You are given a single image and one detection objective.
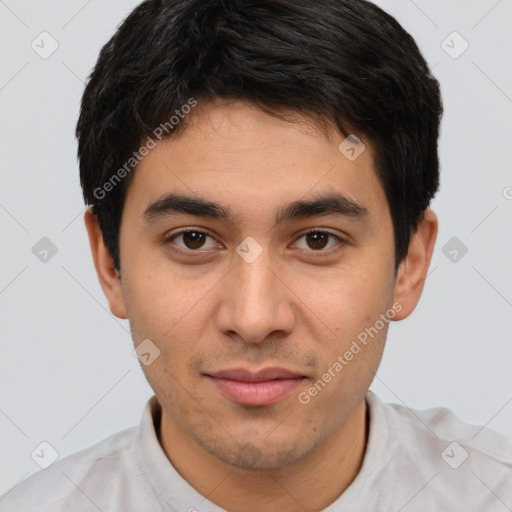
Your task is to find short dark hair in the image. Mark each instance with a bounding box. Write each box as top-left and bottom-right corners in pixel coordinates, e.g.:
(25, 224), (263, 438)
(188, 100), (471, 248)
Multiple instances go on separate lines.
(76, 0), (443, 271)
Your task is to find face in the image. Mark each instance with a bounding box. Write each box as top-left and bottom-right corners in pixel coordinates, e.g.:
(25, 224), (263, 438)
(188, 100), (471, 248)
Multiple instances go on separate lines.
(90, 98), (434, 471)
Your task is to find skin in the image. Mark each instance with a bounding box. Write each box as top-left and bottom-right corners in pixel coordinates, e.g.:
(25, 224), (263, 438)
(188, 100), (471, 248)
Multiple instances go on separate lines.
(85, 98), (437, 511)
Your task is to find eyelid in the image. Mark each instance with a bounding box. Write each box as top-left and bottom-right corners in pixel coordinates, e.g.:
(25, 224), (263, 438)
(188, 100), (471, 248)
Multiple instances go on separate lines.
(164, 226), (217, 240)
(298, 227), (343, 238)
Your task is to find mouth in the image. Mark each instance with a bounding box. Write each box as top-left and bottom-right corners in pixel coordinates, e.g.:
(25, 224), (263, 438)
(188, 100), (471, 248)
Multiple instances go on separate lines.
(204, 367), (307, 407)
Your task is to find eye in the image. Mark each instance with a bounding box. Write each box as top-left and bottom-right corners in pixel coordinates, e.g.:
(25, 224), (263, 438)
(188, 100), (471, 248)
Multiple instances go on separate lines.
(293, 229), (345, 253)
(164, 228), (346, 258)
(165, 230), (220, 252)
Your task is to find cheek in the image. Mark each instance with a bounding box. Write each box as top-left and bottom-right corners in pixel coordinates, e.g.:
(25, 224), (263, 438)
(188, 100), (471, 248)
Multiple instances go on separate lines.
(290, 261), (395, 382)
(295, 261), (394, 332)
(121, 250), (213, 335)
(121, 262), (219, 385)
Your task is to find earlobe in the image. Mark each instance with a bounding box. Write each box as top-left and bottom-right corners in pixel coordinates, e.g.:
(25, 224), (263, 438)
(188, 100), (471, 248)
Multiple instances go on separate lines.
(84, 208), (128, 319)
(392, 209), (438, 321)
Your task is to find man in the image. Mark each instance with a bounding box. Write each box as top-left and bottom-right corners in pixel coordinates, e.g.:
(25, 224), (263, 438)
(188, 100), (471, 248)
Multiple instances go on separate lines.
(1, 0), (510, 510)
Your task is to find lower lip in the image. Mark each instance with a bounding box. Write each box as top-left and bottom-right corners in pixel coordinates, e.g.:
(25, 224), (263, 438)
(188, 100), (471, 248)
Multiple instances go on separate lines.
(207, 376), (305, 406)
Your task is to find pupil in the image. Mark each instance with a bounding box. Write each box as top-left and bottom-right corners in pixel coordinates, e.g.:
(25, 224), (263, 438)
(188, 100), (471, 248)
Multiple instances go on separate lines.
(184, 231), (205, 249)
(307, 232), (328, 250)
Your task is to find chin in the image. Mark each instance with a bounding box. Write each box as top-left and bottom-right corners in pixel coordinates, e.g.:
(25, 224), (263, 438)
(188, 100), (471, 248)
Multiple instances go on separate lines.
(201, 435), (317, 471)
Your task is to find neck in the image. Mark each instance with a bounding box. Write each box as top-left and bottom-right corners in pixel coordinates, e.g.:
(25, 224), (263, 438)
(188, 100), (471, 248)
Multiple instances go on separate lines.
(158, 399), (368, 512)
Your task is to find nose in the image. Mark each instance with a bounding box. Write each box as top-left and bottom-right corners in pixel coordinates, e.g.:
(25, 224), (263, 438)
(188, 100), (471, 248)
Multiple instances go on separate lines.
(214, 243), (296, 345)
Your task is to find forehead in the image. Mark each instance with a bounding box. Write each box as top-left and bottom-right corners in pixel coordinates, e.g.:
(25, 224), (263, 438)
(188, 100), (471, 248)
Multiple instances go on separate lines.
(124, 99), (388, 224)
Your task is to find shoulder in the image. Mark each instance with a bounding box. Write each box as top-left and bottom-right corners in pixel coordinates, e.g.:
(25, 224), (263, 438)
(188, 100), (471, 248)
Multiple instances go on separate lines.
(0, 426), (142, 512)
(381, 394), (512, 465)
(367, 391), (512, 510)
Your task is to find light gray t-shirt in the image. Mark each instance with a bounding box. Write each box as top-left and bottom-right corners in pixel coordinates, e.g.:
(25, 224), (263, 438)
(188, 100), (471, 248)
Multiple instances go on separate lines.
(1, 391), (511, 511)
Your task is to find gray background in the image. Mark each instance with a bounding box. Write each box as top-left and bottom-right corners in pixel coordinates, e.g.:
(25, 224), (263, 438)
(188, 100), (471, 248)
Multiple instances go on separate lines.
(1, 0), (511, 495)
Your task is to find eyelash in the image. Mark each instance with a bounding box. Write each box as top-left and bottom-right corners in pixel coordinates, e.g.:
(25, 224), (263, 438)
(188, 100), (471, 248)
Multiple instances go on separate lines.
(163, 228), (346, 258)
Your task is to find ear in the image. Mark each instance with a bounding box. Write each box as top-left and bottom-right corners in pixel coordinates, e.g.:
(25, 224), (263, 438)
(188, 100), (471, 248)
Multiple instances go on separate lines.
(84, 208), (128, 319)
(392, 209), (438, 321)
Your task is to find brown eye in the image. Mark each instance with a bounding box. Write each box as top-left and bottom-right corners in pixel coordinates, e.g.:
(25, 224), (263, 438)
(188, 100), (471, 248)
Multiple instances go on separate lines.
(305, 232), (329, 250)
(181, 231), (206, 249)
(167, 230), (218, 252)
(294, 230), (342, 252)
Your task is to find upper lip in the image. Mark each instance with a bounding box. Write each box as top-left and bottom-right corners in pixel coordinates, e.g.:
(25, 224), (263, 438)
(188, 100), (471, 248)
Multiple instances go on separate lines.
(207, 367), (305, 382)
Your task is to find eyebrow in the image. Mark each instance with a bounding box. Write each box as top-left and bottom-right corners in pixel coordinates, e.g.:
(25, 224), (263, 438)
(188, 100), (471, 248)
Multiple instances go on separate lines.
(143, 192), (369, 225)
